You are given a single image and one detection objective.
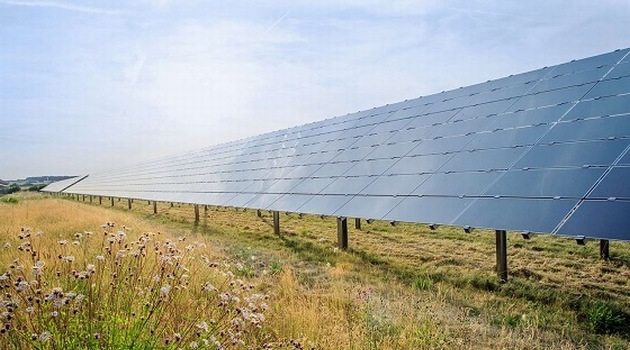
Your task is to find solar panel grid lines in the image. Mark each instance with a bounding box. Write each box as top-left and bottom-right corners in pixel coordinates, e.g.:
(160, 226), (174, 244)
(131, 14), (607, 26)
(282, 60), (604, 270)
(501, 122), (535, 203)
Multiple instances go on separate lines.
(51, 48), (630, 240)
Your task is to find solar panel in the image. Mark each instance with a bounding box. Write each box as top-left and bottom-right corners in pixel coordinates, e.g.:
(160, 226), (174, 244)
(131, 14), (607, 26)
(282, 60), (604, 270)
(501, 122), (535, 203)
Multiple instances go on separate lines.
(51, 48), (630, 241)
(40, 176), (86, 192)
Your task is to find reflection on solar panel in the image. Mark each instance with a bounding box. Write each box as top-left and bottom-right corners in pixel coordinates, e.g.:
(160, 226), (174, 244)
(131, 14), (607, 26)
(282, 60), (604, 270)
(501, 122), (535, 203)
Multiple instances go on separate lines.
(44, 48), (630, 241)
(40, 176), (86, 193)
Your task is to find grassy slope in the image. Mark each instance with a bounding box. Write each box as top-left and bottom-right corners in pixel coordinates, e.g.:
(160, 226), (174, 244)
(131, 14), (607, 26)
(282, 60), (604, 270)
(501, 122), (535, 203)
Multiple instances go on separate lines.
(2, 193), (629, 349)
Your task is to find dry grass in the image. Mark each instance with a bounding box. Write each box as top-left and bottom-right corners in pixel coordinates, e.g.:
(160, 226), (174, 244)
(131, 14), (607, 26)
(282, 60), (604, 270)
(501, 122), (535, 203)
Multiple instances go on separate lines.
(1, 193), (629, 349)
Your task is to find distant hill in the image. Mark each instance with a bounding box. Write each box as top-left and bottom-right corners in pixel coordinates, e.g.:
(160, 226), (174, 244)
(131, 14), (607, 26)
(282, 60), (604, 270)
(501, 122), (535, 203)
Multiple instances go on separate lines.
(10, 176), (76, 186)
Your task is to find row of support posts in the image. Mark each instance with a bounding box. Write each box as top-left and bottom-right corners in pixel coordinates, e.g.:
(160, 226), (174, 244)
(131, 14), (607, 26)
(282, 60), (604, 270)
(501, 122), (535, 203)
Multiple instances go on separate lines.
(62, 192), (617, 282)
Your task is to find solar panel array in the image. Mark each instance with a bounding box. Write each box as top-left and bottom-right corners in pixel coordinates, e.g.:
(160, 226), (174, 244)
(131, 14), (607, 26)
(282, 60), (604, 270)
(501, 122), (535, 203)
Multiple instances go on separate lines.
(44, 48), (630, 241)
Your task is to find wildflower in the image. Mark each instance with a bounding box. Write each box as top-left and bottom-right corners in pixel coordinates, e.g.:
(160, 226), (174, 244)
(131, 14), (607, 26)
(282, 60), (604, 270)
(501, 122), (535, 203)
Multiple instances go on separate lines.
(0, 274), (7, 281)
(74, 232), (83, 240)
(35, 231), (43, 237)
(39, 331), (50, 341)
(86, 264), (95, 272)
(190, 341), (199, 349)
(72, 241), (81, 246)
(202, 283), (215, 292)
(196, 321), (209, 333)
(152, 275), (161, 283)
(50, 311), (58, 317)
(62, 256), (75, 263)
(25, 306), (34, 313)
(2, 243), (9, 249)
(58, 240), (67, 246)
(117, 231), (127, 239)
(160, 285), (171, 296)
(35, 261), (45, 268)
(75, 294), (85, 302)
(96, 255), (105, 261)
(17, 281), (29, 292)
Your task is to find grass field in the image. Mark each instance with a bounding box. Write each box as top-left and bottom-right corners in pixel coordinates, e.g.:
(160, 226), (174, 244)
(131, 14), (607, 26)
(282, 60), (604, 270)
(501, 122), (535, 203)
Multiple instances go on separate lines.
(1, 192), (629, 349)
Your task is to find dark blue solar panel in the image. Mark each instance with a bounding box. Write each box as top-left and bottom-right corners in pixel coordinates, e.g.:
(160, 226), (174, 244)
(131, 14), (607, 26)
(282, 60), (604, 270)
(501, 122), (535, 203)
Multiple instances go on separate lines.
(385, 196), (474, 225)
(540, 116), (630, 143)
(441, 147), (526, 172)
(453, 198), (579, 233)
(588, 167), (630, 199)
(557, 200), (630, 240)
(583, 75), (630, 99)
(514, 139), (629, 169)
(483, 168), (605, 198)
(562, 94), (630, 120)
(336, 195), (404, 221)
(414, 172), (501, 197)
(490, 104), (571, 129)
(607, 62), (630, 79)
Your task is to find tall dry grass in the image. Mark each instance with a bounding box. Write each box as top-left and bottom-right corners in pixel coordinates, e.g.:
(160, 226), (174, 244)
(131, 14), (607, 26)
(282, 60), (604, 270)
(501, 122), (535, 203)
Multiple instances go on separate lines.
(0, 197), (275, 349)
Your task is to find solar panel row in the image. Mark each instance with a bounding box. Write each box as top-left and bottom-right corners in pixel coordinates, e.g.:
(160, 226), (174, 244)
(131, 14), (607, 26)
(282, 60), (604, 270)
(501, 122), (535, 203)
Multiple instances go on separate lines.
(44, 48), (630, 241)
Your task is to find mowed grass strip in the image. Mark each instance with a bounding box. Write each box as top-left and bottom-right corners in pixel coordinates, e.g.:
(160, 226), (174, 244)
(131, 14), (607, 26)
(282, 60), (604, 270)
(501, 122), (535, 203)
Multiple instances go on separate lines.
(1, 193), (629, 349)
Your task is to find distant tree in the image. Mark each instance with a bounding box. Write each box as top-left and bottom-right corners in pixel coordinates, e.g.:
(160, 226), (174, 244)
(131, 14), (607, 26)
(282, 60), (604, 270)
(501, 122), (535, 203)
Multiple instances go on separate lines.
(28, 184), (47, 192)
(7, 184), (21, 194)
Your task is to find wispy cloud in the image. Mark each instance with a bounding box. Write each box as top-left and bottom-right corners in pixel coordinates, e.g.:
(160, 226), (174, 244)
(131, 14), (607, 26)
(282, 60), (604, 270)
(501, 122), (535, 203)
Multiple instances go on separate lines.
(266, 10), (292, 33)
(1, 0), (121, 15)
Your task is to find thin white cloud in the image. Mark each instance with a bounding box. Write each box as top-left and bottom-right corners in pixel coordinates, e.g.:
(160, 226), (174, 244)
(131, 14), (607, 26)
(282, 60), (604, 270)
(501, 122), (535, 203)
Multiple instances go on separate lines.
(1, 0), (121, 15)
(266, 10), (292, 33)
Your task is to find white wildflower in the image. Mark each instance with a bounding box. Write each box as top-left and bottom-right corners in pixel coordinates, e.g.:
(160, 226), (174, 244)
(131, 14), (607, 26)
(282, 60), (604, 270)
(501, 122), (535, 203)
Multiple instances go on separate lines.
(16, 281), (29, 292)
(160, 285), (171, 296)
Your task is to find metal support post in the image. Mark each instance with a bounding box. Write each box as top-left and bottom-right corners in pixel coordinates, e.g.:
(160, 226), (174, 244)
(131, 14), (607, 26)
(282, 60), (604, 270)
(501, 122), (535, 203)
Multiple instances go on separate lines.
(273, 211), (280, 235)
(337, 217), (348, 250)
(128, 198), (132, 210)
(257, 209), (262, 218)
(354, 218), (361, 230)
(600, 239), (610, 260)
(194, 205), (200, 223)
(153, 201), (157, 214)
(111, 197), (114, 207)
(495, 230), (508, 282)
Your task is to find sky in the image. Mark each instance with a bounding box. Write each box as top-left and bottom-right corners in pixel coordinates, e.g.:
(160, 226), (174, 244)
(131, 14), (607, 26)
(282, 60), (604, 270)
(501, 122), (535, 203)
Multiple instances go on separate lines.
(1, 1), (629, 180)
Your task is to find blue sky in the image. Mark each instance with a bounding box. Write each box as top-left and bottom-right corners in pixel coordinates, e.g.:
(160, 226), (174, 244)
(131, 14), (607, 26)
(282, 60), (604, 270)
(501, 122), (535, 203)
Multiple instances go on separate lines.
(1, 0), (629, 179)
